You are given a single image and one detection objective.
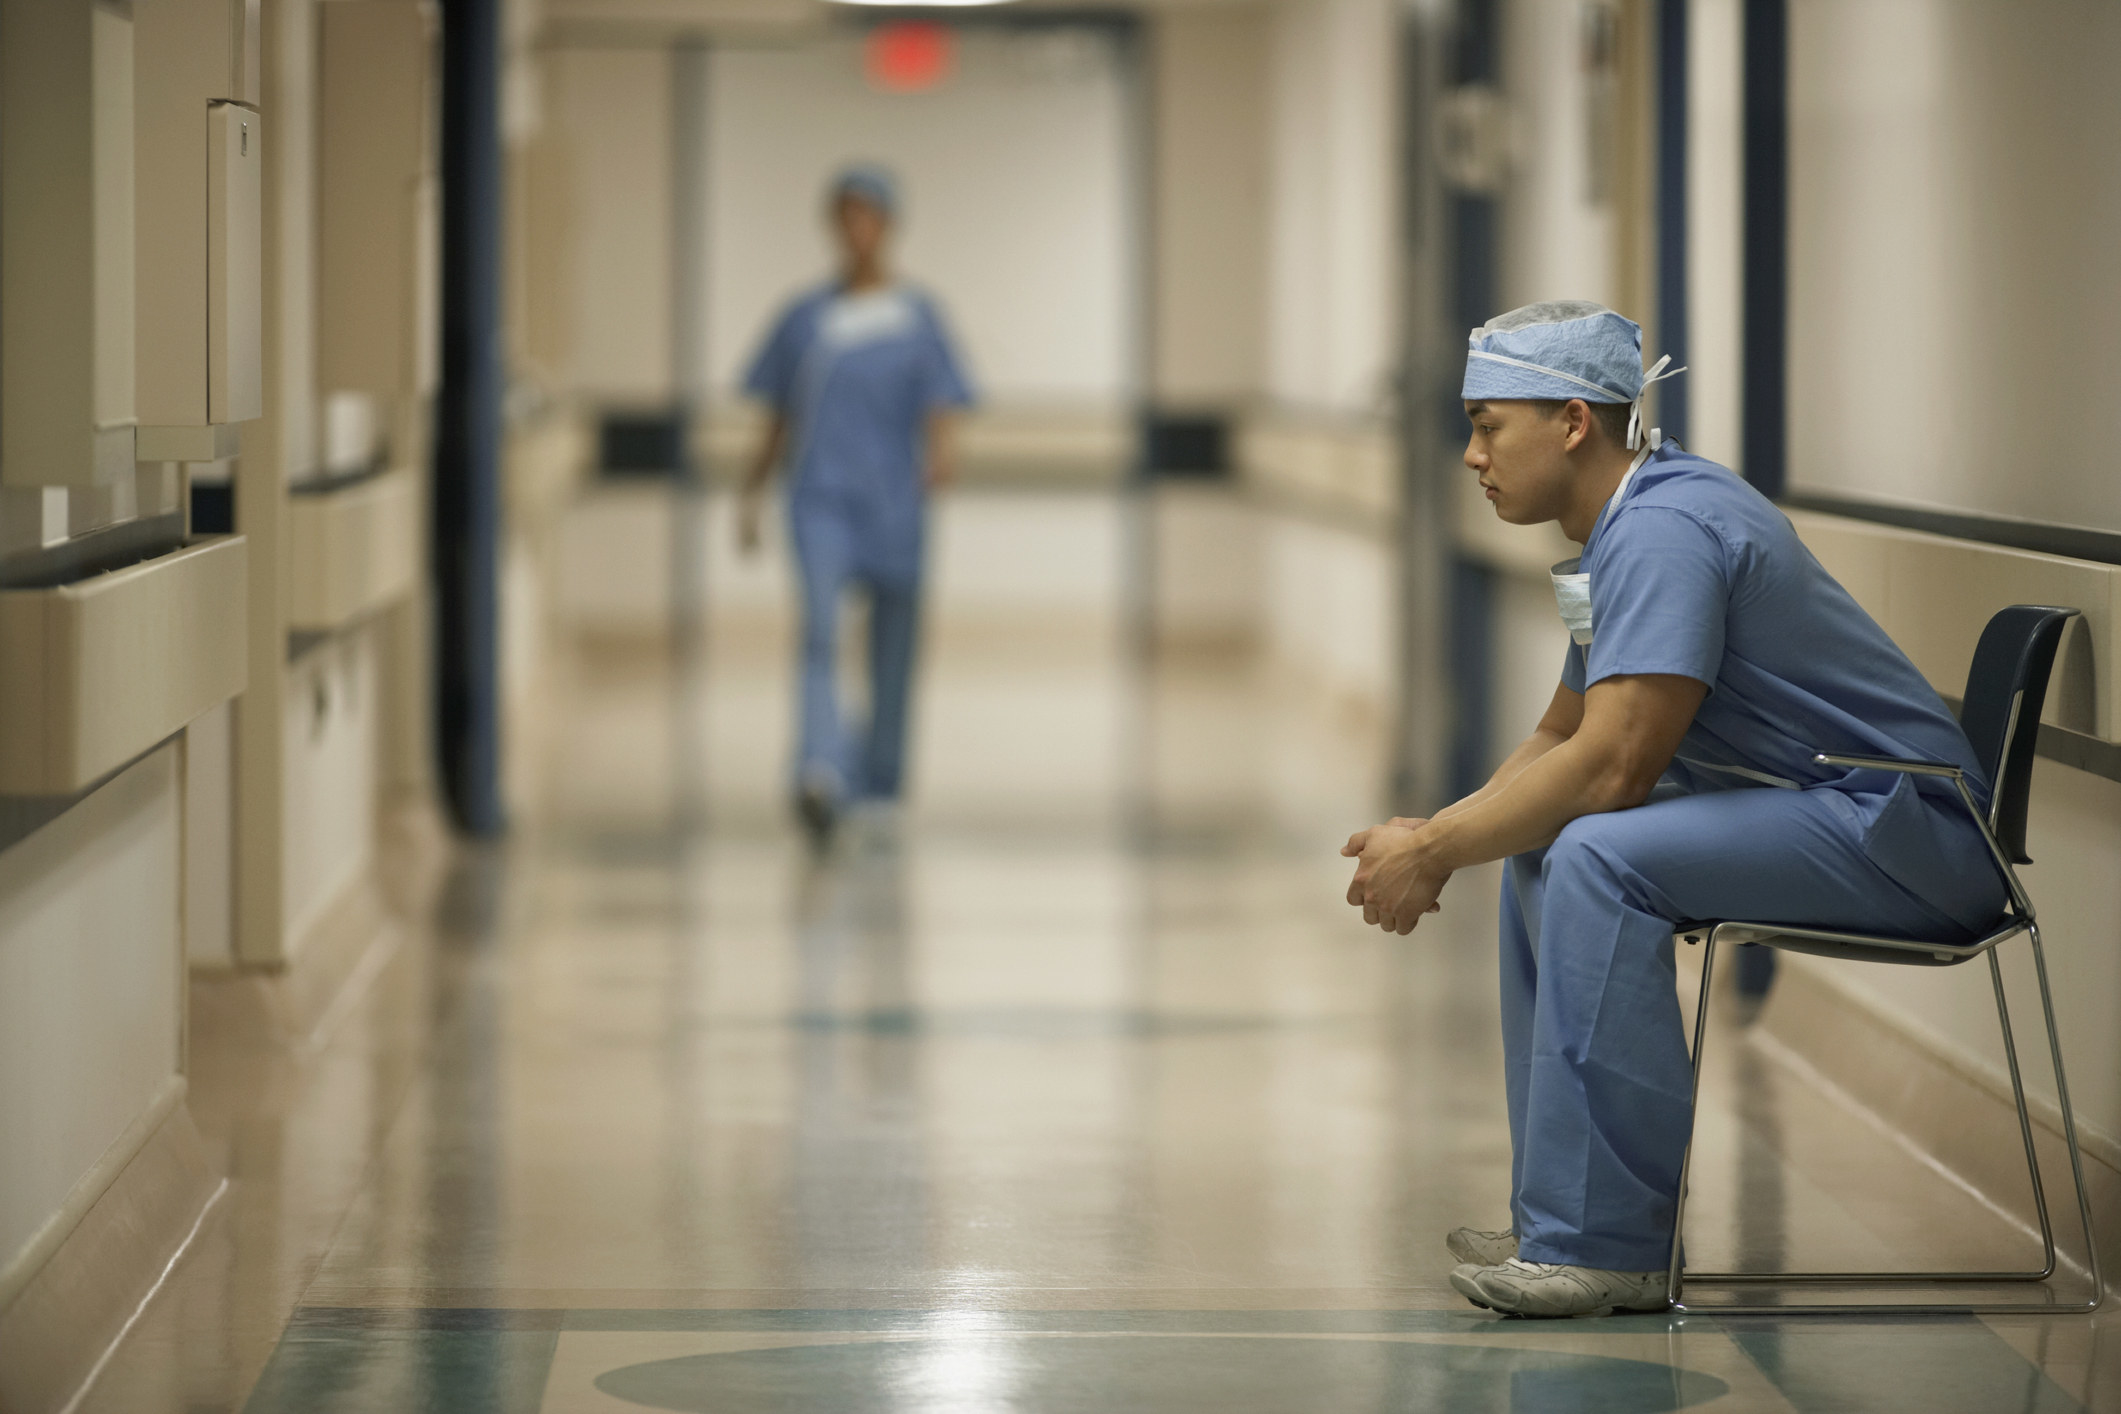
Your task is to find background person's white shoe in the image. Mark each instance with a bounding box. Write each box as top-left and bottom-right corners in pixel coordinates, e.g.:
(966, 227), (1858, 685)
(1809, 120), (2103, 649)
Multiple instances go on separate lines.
(1449, 1258), (1668, 1318)
(1445, 1226), (1517, 1266)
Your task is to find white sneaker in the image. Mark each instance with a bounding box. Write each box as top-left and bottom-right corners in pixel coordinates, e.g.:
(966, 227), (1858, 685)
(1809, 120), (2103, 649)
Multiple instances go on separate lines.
(1449, 1257), (1668, 1318)
(1444, 1226), (1518, 1266)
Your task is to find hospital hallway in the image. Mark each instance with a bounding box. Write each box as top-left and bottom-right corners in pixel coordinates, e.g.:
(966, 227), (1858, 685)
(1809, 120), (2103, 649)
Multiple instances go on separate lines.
(58, 486), (2111, 1413)
(13, 0), (2121, 1406)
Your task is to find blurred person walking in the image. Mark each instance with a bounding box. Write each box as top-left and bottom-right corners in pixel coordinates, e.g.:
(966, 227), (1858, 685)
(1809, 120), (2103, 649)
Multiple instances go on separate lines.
(739, 165), (974, 843)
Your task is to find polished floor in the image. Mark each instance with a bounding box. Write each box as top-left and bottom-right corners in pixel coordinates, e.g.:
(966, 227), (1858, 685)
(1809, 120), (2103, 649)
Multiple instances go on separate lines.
(77, 490), (2120, 1410)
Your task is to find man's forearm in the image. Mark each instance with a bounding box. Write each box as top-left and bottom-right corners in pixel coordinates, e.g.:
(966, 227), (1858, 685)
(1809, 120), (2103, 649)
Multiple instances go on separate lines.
(1416, 733), (1643, 873)
(926, 411), (959, 485)
(746, 417), (788, 492)
(1432, 727), (1570, 823)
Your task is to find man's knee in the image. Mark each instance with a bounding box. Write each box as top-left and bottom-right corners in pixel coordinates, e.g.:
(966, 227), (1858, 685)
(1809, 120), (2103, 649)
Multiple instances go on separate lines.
(1541, 813), (1647, 902)
(1547, 811), (1620, 861)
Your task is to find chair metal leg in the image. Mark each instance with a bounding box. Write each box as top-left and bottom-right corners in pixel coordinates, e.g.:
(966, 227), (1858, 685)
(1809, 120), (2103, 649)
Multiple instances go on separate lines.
(1665, 934), (1720, 1307)
(1991, 944), (2059, 1279)
(2027, 920), (2104, 1310)
(1667, 926), (2102, 1315)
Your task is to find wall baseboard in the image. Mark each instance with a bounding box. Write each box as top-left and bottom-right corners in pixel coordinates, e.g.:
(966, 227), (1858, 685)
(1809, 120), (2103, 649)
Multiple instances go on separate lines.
(0, 1096), (220, 1414)
(193, 797), (451, 1053)
(1744, 951), (2120, 1282)
(191, 875), (397, 1053)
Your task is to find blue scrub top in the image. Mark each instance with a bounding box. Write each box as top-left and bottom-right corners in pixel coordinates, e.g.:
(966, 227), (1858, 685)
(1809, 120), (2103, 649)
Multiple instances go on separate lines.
(1560, 442), (1991, 892)
(743, 282), (974, 517)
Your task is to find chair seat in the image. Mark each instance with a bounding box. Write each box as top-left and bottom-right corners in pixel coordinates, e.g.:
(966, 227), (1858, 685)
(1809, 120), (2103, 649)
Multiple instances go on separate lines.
(1673, 916), (2029, 968)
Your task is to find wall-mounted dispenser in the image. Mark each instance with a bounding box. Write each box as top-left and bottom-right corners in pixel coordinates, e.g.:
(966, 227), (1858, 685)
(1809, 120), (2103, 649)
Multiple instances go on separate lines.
(134, 0), (263, 463)
(209, 101), (265, 429)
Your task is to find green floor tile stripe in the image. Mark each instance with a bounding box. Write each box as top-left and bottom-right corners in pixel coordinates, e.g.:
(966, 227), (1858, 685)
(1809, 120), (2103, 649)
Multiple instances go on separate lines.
(289, 1307), (568, 1331)
(1727, 1320), (2086, 1414)
(242, 1329), (559, 1414)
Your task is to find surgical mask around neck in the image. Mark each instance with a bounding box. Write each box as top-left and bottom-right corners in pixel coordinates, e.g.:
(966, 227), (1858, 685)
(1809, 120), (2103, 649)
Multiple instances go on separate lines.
(1551, 558), (1594, 645)
(1546, 440), (1658, 648)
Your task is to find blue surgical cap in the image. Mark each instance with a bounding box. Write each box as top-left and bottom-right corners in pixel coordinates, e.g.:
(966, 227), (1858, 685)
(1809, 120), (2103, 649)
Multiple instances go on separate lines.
(1462, 300), (1684, 449)
(830, 163), (899, 219)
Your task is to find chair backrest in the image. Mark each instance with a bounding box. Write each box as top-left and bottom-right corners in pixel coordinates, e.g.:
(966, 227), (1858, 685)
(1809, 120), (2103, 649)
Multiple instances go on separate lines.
(1958, 605), (2079, 865)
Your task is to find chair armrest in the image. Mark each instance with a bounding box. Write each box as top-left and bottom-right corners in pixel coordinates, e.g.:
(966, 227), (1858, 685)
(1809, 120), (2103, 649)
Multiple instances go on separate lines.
(1811, 752), (1964, 779)
(1817, 750), (2035, 919)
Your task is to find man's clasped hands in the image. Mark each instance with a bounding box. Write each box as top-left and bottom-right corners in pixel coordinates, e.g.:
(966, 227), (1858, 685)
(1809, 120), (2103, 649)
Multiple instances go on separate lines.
(1341, 817), (1454, 936)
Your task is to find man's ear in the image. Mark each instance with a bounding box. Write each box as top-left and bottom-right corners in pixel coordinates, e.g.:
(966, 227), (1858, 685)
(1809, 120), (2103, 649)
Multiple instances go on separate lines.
(1561, 399), (1592, 453)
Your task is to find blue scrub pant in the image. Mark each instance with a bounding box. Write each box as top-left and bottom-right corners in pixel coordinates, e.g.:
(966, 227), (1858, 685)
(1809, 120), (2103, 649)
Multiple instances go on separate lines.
(1500, 784), (2004, 1271)
(791, 502), (922, 803)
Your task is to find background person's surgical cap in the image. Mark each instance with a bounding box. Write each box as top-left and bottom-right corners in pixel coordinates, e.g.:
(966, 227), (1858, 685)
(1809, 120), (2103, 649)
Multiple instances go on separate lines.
(1461, 300), (1644, 404)
(830, 163), (899, 219)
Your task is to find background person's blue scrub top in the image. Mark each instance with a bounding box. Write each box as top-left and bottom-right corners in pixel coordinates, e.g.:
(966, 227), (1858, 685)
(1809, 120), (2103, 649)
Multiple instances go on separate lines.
(1560, 441), (1998, 926)
(744, 283), (974, 573)
(743, 283), (973, 803)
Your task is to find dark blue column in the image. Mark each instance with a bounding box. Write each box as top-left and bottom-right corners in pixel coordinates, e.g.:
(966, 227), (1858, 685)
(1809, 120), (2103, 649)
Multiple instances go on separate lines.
(435, 0), (506, 835)
(1739, 0), (1786, 1002)
(1741, 0), (1787, 497)
(1444, 0), (1501, 804)
(1656, 0), (1690, 444)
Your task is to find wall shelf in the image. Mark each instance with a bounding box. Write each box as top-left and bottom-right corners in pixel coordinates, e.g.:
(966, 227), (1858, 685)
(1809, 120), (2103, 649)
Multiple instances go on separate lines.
(0, 536), (248, 795)
(285, 466), (419, 633)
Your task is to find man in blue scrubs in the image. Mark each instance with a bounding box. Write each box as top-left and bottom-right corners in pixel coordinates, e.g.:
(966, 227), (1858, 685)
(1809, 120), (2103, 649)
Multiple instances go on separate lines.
(1342, 301), (2003, 1316)
(740, 165), (974, 841)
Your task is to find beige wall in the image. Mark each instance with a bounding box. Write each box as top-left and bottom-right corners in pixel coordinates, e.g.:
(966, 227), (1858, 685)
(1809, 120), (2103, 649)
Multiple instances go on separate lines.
(271, 0), (318, 482)
(1786, 0), (2121, 530)
(1264, 0), (1397, 414)
(1682, 0), (1742, 470)
(1501, 0), (1623, 315)
(704, 30), (1135, 409)
(547, 47), (675, 402)
(316, 0), (434, 471)
(1152, 6), (1269, 407)
(542, 30), (1139, 411)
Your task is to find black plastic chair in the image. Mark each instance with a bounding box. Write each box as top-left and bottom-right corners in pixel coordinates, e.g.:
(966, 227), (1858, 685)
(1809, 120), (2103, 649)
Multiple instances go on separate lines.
(1666, 604), (2101, 1314)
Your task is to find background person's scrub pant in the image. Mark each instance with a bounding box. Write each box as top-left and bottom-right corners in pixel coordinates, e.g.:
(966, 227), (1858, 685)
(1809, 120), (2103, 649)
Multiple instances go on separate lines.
(1499, 782), (2003, 1271)
(792, 497), (920, 802)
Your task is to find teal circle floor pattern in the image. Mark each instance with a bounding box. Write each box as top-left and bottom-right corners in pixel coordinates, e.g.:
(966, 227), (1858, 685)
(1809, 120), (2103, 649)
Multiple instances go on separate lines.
(592, 1335), (1730, 1413)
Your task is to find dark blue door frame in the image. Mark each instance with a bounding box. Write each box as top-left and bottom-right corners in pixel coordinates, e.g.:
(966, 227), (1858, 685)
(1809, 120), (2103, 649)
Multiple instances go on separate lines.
(1440, 0), (1502, 806)
(1656, 0), (1689, 445)
(1741, 0), (1786, 498)
(1738, 0), (1786, 996)
(435, 0), (506, 836)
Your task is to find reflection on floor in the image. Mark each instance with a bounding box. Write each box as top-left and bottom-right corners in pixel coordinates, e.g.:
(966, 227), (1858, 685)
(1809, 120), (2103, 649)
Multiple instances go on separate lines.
(76, 491), (2116, 1411)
